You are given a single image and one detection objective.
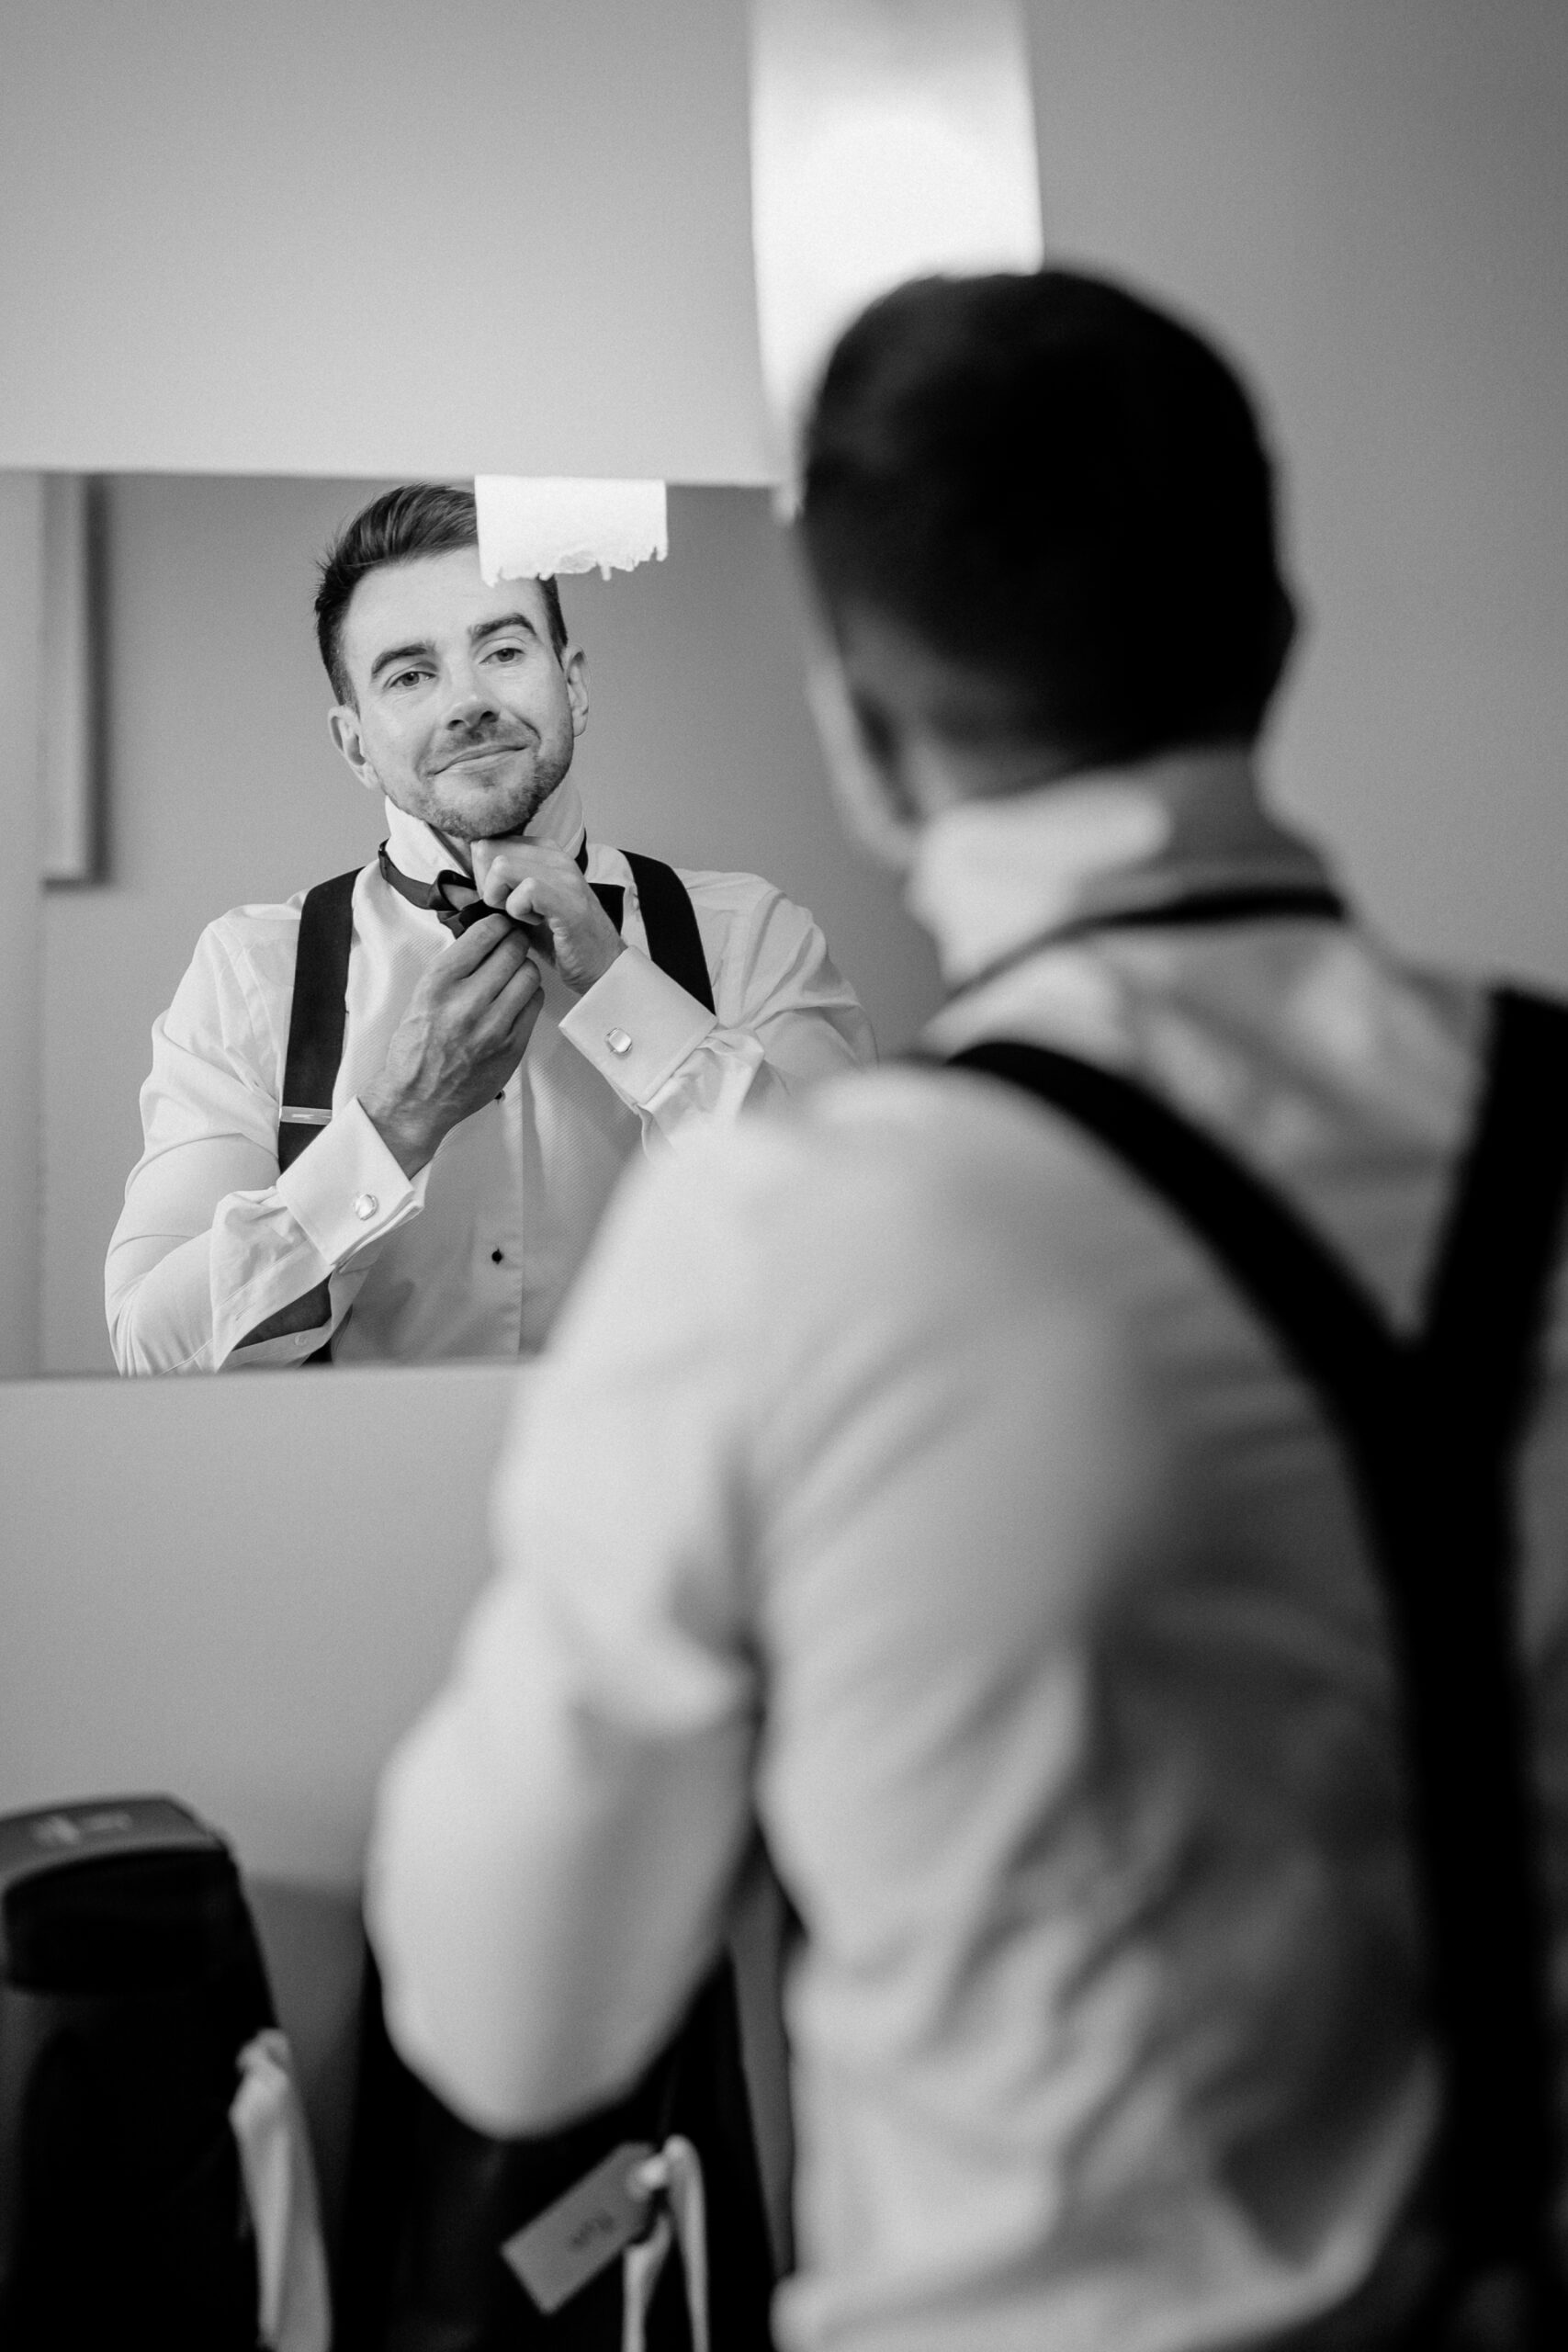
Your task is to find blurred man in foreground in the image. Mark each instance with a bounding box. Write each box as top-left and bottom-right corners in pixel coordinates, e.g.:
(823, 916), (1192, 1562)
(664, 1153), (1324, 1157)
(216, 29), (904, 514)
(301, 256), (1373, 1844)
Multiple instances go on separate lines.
(369, 275), (1568, 2347)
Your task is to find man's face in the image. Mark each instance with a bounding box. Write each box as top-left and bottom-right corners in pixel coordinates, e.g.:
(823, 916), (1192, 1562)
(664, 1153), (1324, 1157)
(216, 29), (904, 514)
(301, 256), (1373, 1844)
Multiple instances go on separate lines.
(330, 549), (588, 843)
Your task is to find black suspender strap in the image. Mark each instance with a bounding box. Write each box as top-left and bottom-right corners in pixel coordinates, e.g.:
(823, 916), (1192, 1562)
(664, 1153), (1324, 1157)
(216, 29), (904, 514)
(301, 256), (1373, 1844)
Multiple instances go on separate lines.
(276, 867), (360, 1171)
(945, 988), (1568, 2342)
(620, 850), (716, 1012)
(954, 886), (1349, 996)
(235, 866), (364, 1362)
(948, 1035), (1392, 1415)
(1077, 884), (1348, 933)
(1401, 995), (1568, 2305)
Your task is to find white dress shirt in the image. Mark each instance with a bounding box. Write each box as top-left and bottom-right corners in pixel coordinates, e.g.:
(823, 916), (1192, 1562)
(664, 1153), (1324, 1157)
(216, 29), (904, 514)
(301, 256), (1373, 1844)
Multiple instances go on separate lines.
(106, 781), (874, 1373)
(368, 752), (1568, 2351)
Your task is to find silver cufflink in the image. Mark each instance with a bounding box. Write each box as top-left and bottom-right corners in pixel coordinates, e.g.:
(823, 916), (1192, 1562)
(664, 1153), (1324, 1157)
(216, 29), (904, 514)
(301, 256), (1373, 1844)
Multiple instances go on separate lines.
(353, 1192), (378, 1220)
(605, 1029), (633, 1057)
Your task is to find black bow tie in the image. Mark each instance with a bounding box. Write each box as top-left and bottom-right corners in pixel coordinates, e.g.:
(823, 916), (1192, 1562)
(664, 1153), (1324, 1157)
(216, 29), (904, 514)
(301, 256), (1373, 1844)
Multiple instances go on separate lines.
(378, 847), (493, 937)
(378, 842), (622, 940)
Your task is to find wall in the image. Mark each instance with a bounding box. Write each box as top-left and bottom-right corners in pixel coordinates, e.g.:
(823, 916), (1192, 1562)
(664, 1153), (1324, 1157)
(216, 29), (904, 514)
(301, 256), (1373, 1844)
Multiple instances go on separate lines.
(1027, 0), (1568, 987)
(0, 1363), (515, 1876)
(0, 0), (771, 482)
(0, 1361), (793, 2267)
(40, 477), (942, 1374)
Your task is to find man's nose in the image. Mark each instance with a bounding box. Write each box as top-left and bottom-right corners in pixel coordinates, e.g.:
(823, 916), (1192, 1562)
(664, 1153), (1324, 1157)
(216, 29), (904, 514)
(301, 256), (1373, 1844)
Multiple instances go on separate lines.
(442, 673), (500, 731)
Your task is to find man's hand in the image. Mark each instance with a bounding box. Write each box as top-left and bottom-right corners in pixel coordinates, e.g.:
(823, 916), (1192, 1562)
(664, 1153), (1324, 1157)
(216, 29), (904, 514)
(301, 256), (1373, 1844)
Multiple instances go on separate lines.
(359, 915), (545, 1177)
(471, 839), (625, 998)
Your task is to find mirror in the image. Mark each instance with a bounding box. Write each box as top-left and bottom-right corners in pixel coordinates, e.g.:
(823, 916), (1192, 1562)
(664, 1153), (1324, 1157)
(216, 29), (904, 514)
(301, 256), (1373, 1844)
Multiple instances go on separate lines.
(34, 472), (942, 1377)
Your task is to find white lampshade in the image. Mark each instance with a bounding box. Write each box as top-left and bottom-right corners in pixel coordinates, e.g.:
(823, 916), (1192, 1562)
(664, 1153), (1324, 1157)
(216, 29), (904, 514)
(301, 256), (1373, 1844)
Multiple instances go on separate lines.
(475, 478), (669, 583)
(749, 0), (1044, 464)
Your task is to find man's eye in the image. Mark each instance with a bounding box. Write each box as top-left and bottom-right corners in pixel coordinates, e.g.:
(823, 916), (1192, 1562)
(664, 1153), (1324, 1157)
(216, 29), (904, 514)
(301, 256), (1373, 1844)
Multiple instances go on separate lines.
(487, 643), (525, 665)
(387, 669), (427, 691)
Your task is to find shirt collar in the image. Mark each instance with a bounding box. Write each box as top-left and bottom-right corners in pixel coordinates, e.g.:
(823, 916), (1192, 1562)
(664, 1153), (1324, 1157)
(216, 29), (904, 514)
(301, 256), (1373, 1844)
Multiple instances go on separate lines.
(381, 776), (588, 884)
(906, 747), (1339, 989)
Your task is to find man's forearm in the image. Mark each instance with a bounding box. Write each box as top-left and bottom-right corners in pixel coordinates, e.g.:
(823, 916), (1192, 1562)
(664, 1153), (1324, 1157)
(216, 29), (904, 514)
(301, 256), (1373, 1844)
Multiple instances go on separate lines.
(108, 1218), (344, 1374)
(357, 1077), (444, 1180)
(107, 1102), (424, 1374)
(107, 1228), (222, 1374)
(556, 904), (874, 1148)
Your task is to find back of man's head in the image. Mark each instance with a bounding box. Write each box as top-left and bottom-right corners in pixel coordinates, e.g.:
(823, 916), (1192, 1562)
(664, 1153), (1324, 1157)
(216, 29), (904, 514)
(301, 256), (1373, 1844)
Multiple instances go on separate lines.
(314, 482), (568, 707)
(800, 269), (1292, 774)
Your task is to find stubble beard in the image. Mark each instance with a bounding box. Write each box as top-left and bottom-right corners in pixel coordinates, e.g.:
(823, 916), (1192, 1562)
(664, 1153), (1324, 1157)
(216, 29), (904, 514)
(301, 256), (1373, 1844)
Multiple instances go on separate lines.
(414, 742), (572, 845)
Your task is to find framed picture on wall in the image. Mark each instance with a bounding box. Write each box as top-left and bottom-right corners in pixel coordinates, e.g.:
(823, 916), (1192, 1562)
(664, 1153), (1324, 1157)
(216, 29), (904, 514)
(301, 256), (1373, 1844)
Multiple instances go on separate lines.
(41, 473), (105, 887)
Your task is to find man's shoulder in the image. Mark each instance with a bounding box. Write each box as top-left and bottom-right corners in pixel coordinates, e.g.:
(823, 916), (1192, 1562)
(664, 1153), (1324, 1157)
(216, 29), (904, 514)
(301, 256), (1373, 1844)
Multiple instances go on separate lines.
(179, 866), (377, 1005)
(565, 1057), (1147, 1424)
(623, 1057), (1122, 1273)
(196, 860), (378, 957)
(593, 844), (790, 923)
(193, 892), (306, 975)
(670, 862), (777, 906)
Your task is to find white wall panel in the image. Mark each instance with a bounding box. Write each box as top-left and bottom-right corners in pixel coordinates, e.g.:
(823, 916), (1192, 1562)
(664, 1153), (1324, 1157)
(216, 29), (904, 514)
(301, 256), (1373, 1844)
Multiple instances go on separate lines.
(1027, 0), (1568, 989)
(0, 1362), (516, 1879)
(0, 0), (773, 482)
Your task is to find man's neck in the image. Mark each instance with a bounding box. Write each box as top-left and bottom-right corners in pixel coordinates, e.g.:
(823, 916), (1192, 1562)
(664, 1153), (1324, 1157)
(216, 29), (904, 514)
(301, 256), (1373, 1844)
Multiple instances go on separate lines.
(906, 743), (1333, 988)
(427, 824), (476, 879)
(382, 778), (588, 881)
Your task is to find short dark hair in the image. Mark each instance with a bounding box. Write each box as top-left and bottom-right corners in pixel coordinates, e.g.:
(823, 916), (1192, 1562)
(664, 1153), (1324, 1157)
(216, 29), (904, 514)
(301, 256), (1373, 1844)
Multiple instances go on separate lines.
(314, 481), (569, 705)
(800, 269), (1292, 767)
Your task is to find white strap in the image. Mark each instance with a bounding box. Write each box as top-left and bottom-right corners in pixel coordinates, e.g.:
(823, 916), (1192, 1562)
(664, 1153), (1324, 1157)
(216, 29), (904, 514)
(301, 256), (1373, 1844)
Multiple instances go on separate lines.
(229, 2029), (333, 2352)
(621, 2135), (708, 2352)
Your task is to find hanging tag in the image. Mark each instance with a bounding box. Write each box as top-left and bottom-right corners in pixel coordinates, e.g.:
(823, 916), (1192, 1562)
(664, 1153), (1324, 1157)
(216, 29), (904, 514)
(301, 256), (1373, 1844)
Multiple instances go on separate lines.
(500, 2141), (657, 2314)
(230, 2030), (332, 2352)
(623, 2138), (708, 2352)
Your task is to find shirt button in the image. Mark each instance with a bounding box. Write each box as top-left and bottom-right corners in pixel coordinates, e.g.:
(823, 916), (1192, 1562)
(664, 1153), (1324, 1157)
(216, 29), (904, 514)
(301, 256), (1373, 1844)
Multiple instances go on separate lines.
(353, 1192), (378, 1221)
(491, 1249), (504, 1264)
(605, 1028), (633, 1057)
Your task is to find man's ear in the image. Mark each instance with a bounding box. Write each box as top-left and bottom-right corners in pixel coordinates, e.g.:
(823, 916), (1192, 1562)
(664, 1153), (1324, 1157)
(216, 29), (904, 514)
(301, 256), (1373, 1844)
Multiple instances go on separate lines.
(1258, 582), (1300, 713)
(804, 648), (922, 873)
(329, 703), (381, 794)
(564, 646), (590, 740)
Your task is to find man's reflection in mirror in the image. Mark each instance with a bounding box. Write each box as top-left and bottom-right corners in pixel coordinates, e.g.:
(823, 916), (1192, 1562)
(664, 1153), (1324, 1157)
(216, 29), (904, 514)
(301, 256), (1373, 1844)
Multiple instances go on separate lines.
(105, 485), (874, 1373)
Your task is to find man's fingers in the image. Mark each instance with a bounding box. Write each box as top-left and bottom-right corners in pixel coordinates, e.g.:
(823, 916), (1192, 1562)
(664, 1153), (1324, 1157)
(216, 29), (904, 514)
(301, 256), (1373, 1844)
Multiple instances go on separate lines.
(493, 956), (544, 1021)
(502, 877), (560, 928)
(475, 860), (575, 927)
(441, 922), (533, 1002)
(467, 950), (541, 1037)
(485, 959), (546, 1058)
(438, 909), (519, 975)
(479, 862), (531, 912)
(473, 839), (574, 905)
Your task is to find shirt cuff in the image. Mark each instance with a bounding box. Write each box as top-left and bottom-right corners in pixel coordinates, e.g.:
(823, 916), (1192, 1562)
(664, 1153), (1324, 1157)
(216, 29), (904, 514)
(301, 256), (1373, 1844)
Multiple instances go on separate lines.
(558, 946), (717, 1107)
(276, 1095), (426, 1265)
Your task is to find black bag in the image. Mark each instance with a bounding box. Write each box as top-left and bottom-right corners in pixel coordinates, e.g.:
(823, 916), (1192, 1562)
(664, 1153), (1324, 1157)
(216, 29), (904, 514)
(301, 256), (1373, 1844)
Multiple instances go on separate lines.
(0, 1793), (278, 2349)
(338, 1952), (776, 2351)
